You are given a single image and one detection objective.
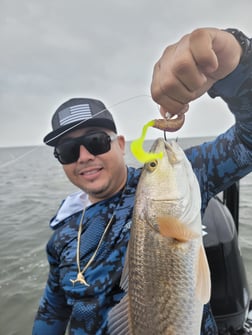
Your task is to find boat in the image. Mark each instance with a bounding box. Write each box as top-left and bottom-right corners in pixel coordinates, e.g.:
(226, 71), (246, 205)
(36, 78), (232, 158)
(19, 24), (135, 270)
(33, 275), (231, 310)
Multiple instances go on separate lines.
(203, 182), (252, 334)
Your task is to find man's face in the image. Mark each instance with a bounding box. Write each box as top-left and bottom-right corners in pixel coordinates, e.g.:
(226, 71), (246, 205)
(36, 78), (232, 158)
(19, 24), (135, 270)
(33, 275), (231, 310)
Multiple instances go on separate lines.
(58, 127), (127, 203)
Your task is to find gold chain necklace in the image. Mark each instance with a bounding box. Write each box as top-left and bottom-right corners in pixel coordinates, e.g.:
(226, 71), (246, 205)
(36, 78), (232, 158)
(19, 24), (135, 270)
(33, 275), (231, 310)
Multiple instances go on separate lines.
(70, 189), (125, 286)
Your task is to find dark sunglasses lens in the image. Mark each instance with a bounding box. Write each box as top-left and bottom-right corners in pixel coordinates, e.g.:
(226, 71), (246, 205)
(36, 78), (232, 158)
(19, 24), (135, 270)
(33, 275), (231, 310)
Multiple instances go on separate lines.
(54, 132), (112, 164)
(84, 133), (111, 155)
(54, 141), (80, 164)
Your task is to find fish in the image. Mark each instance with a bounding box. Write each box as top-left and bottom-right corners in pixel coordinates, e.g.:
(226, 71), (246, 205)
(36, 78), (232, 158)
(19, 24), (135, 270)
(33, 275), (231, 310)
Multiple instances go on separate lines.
(108, 138), (211, 335)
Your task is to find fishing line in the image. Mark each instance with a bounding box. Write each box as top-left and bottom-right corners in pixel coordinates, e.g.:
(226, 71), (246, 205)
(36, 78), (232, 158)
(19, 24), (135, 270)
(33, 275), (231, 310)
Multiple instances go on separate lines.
(239, 236), (252, 248)
(0, 146), (41, 169)
(0, 93), (157, 170)
(44, 93), (154, 145)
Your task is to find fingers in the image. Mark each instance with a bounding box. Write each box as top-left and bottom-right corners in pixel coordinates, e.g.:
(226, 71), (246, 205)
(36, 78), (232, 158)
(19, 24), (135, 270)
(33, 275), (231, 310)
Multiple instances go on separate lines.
(189, 29), (219, 75)
(151, 28), (220, 115)
(160, 105), (189, 119)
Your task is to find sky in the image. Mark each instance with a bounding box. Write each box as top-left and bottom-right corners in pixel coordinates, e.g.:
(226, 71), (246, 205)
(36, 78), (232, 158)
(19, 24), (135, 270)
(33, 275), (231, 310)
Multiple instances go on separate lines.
(1, 0), (252, 147)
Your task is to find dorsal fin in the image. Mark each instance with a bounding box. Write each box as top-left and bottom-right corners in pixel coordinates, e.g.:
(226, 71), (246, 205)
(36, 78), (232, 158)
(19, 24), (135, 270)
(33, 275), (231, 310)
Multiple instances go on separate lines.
(107, 247), (131, 334)
(108, 294), (131, 335)
(120, 247), (129, 292)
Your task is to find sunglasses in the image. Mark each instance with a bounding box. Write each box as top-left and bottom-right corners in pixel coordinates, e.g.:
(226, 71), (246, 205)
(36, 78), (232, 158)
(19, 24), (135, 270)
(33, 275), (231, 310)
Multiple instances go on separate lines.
(54, 131), (117, 164)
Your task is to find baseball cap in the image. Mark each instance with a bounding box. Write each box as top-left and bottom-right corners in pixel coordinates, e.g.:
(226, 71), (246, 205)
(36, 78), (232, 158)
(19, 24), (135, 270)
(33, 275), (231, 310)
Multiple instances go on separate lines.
(43, 98), (117, 146)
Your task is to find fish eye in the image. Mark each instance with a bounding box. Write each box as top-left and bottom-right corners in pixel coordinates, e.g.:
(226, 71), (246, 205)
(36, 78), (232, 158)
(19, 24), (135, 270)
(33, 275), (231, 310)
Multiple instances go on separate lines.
(146, 160), (158, 172)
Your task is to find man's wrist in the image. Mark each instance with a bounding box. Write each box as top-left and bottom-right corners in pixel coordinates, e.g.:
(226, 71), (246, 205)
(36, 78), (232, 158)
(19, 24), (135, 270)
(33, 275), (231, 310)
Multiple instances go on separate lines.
(224, 28), (251, 64)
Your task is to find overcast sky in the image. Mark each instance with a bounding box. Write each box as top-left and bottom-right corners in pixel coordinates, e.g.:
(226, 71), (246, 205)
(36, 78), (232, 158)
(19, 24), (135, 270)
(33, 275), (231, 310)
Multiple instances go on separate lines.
(1, 0), (252, 147)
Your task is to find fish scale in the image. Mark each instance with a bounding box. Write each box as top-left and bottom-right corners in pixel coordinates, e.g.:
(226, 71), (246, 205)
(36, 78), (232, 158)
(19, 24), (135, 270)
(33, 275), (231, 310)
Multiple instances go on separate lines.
(129, 220), (200, 334)
(108, 138), (211, 335)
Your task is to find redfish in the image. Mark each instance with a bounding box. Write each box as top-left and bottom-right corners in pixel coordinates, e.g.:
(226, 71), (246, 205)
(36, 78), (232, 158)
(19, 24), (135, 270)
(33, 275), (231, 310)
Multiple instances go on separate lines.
(108, 139), (211, 335)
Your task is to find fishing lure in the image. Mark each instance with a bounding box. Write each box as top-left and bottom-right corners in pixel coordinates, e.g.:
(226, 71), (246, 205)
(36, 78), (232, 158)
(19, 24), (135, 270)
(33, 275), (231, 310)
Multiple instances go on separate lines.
(130, 120), (163, 163)
(131, 113), (185, 163)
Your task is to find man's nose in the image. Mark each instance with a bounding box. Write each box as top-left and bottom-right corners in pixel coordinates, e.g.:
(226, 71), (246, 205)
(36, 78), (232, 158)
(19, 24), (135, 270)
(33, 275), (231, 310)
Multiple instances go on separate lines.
(77, 145), (95, 162)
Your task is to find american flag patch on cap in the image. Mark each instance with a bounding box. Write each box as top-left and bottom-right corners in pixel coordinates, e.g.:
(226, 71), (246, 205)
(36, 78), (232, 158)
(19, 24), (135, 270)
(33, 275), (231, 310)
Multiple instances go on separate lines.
(43, 98), (117, 146)
(59, 104), (93, 126)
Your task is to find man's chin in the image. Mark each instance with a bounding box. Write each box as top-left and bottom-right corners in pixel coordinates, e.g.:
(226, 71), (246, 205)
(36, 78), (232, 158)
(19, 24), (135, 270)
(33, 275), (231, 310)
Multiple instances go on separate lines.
(84, 185), (110, 202)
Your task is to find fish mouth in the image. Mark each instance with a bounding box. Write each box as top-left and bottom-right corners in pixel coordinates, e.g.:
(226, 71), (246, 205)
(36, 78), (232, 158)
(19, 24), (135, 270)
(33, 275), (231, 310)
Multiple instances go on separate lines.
(150, 138), (182, 164)
(150, 138), (168, 152)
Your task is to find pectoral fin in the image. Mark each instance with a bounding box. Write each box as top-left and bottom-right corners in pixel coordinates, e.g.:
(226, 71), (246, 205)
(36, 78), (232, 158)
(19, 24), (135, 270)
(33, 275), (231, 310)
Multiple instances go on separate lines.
(196, 245), (211, 304)
(157, 216), (199, 242)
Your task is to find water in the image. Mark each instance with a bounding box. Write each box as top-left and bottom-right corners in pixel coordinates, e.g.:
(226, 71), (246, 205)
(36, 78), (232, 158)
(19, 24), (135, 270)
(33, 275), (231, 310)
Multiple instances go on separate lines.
(0, 138), (252, 335)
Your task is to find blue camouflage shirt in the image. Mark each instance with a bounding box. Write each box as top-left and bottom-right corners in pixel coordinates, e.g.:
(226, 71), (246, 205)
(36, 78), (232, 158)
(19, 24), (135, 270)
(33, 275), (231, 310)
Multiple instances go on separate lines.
(33, 41), (252, 335)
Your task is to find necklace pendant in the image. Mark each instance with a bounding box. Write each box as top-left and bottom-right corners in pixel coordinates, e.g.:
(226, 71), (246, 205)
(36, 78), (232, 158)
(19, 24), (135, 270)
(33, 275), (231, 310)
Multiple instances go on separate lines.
(70, 272), (90, 286)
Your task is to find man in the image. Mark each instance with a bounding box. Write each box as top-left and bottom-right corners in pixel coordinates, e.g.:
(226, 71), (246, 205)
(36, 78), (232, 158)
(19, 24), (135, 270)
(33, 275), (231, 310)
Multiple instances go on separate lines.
(33, 27), (252, 334)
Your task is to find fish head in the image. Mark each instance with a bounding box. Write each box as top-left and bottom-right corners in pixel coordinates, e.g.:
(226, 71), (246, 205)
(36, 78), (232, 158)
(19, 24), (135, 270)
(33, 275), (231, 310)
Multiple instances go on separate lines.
(135, 138), (202, 234)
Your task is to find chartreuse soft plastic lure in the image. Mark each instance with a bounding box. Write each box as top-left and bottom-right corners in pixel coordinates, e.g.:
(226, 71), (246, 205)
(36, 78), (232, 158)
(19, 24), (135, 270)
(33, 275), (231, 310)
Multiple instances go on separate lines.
(130, 120), (163, 164)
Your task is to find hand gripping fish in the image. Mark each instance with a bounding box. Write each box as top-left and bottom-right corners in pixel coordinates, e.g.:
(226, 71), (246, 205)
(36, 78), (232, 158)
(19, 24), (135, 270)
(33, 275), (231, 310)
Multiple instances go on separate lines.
(108, 139), (211, 335)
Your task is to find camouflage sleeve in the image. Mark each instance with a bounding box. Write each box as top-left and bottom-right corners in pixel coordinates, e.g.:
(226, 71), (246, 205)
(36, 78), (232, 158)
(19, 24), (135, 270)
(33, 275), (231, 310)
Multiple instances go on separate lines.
(208, 35), (252, 149)
(185, 37), (252, 213)
(32, 245), (71, 334)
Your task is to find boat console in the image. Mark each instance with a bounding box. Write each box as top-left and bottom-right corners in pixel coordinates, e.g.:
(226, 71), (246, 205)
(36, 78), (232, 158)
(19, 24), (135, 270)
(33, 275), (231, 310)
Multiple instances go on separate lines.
(203, 183), (252, 334)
